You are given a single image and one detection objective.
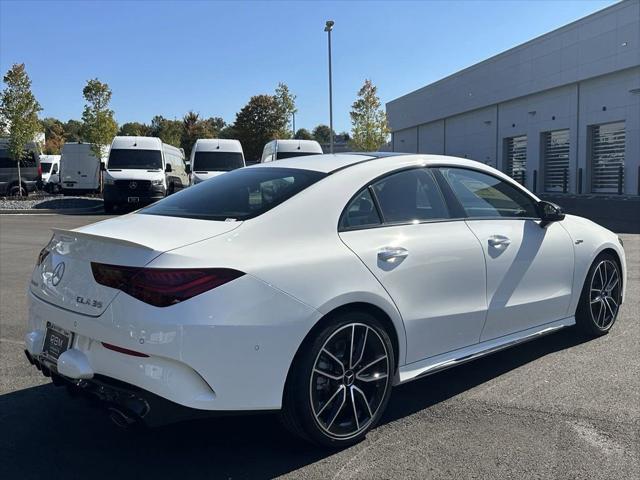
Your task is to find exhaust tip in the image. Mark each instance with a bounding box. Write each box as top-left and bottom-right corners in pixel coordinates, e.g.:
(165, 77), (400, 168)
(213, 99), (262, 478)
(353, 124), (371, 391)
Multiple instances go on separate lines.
(108, 407), (138, 429)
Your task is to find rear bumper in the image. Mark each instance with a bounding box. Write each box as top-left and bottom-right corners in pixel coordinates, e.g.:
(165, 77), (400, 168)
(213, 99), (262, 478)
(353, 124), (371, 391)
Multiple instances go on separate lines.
(26, 275), (321, 412)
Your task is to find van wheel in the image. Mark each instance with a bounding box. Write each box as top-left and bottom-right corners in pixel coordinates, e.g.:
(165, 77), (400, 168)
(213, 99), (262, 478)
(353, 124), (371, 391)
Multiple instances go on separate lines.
(281, 311), (395, 448)
(8, 184), (27, 197)
(103, 202), (115, 214)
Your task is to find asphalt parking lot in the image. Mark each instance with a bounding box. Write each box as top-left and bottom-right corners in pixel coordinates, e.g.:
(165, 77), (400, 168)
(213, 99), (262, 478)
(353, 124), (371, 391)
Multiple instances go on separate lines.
(0, 214), (638, 480)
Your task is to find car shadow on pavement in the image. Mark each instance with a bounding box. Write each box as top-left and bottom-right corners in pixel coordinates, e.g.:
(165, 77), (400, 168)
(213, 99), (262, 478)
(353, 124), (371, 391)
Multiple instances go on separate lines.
(0, 327), (589, 480)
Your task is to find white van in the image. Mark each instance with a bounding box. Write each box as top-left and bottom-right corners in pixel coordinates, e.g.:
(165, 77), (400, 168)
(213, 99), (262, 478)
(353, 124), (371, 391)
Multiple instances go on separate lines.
(260, 139), (323, 163)
(39, 154), (61, 193)
(189, 139), (245, 185)
(103, 136), (188, 213)
(60, 143), (108, 195)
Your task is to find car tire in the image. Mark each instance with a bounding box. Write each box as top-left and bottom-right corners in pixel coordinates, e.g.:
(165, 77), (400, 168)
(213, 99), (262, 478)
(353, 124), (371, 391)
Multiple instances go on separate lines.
(281, 311), (395, 448)
(576, 252), (622, 337)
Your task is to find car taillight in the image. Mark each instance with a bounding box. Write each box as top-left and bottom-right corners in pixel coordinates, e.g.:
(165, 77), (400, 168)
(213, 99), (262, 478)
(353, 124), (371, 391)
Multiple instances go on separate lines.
(36, 246), (50, 266)
(91, 263), (244, 307)
(38, 165), (42, 176)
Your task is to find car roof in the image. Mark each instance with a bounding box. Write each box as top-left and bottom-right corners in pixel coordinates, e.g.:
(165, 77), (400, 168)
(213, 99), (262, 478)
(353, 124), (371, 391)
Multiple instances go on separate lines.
(250, 153), (375, 173)
(111, 136), (162, 150)
(195, 139), (243, 152)
(248, 152), (499, 174)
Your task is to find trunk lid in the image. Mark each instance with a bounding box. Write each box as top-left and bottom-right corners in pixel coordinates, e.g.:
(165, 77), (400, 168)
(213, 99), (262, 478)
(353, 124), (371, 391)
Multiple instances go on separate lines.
(30, 213), (242, 316)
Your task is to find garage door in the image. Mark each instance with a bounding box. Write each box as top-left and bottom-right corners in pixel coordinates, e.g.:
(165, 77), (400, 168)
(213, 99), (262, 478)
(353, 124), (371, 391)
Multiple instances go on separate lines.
(505, 135), (527, 186)
(591, 122), (625, 194)
(543, 129), (570, 193)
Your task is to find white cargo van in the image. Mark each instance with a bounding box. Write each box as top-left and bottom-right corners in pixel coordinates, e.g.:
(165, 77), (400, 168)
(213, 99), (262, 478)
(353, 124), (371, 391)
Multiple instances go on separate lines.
(103, 136), (188, 213)
(189, 139), (245, 185)
(39, 154), (61, 193)
(260, 139), (323, 163)
(60, 143), (108, 195)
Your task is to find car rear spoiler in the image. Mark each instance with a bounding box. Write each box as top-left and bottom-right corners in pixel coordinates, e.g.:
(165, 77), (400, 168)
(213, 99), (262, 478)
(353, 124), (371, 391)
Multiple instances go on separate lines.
(51, 228), (155, 251)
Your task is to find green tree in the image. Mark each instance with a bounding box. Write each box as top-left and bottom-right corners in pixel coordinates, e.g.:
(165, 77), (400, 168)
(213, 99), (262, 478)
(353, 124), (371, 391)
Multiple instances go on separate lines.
(0, 63), (42, 196)
(181, 111), (215, 157)
(150, 115), (181, 147)
(312, 124), (333, 144)
(349, 79), (389, 151)
(40, 117), (66, 154)
(294, 128), (313, 140)
(63, 119), (84, 142)
(206, 116), (225, 136)
(119, 121), (150, 137)
(218, 124), (238, 139)
(274, 82), (296, 138)
(81, 78), (117, 159)
(234, 94), (288, 161)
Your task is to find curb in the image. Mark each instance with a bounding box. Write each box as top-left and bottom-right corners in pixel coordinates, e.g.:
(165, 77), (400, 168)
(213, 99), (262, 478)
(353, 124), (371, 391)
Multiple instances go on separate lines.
(0, 206), (105, 215)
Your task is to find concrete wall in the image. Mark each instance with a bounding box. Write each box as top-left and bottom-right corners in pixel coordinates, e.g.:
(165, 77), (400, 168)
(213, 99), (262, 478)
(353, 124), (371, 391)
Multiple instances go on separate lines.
(388, 1), (640, 195)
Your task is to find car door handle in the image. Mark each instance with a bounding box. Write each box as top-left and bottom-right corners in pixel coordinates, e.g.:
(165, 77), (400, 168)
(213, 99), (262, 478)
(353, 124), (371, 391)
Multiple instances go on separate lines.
(378, 247), (409, 262)
(488, 235), (511, 247)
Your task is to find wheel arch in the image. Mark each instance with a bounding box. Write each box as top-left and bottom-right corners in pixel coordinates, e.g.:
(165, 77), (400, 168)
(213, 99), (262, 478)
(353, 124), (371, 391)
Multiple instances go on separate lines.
(282, 300), (404, 405)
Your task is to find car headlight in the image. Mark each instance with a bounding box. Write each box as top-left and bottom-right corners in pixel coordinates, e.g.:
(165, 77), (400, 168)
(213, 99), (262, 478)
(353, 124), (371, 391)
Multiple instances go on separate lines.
(151, 179), (164, 186)
(103, 177), (115, 185)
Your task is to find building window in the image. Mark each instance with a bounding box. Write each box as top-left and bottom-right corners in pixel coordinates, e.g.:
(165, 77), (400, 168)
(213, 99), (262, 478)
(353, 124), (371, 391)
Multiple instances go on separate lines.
(590, 122), (625, 194)
(542, 129), (570, 193)
(504, 135), (527, 185)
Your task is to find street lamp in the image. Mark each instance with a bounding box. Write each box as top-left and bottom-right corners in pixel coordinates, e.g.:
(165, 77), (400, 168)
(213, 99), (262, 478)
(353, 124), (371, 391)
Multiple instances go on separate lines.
(325, 20), (334, 154)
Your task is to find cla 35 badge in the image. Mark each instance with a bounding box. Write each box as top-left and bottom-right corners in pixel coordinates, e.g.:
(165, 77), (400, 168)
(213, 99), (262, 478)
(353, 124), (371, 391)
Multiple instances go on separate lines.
(76, 296), (103, 309)
(51, 262), (65, 286)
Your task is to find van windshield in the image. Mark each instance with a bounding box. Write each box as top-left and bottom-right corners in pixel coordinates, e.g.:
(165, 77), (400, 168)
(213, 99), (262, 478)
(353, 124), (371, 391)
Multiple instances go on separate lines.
(108, 149), (162, 170)
(194, 151), (244, 172)
(141, 167), (326, 221)
(276, 151), (319, 160)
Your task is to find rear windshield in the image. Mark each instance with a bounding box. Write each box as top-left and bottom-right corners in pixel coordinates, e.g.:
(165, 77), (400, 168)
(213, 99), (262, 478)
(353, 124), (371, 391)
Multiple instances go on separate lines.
(276, 151), (319, 160)
(40, 162), (52, 173)
(193, 151), (244, 172)
(141, 167), (326, 221)
(108, 149), (162, 170)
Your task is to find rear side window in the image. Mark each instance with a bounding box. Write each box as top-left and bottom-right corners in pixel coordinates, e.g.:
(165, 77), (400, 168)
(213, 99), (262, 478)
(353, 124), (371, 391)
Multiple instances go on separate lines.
(141, 167), (326, 221)
(372, 168), (449, 224)
(340, 188), (381, 230)
(194, 152), (244, 171)
(439, 167), (538, 218)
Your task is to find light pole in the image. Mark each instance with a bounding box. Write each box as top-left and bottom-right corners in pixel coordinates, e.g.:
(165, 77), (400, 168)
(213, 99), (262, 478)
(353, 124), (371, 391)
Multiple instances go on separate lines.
(325, 20), (334, 154)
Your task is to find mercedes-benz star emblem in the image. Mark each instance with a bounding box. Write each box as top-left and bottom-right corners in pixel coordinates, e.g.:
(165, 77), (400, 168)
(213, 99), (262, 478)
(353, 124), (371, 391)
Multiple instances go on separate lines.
(51, 262), (65, 286)
(129, 181), (137, 189)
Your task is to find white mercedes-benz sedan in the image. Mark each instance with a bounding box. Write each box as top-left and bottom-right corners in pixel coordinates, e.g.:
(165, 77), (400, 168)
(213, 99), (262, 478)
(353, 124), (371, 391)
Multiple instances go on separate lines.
(25, 153), (626, 447)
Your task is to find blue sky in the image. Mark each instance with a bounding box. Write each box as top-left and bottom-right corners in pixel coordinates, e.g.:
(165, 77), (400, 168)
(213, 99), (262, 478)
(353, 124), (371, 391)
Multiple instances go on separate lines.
(1, 0), (615, 133)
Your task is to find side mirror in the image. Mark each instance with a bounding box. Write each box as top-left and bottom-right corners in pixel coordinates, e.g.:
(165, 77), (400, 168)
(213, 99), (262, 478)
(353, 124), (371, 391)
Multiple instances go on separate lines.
(165, 164), (172, 173)
(538, 201), (565, 227)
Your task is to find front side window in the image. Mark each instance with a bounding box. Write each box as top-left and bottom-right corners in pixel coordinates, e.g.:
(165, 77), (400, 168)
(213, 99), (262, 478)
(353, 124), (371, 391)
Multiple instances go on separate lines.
(194, 152), (244, 172)
(108, 149), (163, 170)
(141, 167), (325, 221)
(40, 162), (52, 173)
(439, 167), (537, 218)
(372, 168), (449, 224)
